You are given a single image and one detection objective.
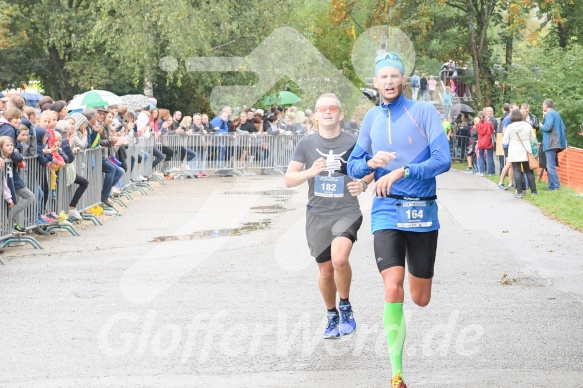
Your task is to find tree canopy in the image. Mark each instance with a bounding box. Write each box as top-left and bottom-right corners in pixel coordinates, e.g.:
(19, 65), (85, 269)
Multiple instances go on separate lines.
(1, 0), (581, 146)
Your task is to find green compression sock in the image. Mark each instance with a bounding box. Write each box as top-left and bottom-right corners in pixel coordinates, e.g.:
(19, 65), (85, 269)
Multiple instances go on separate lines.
(383, 302), (406, 378)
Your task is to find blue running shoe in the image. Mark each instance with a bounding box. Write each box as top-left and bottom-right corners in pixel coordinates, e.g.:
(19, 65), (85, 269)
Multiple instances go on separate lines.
(339, 304), (357, 336)
(35, 218), (50, 226)
(323, 312), (340, 339)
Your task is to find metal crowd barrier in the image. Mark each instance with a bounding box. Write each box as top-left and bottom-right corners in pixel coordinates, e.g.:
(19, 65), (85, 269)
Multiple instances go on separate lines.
(42, 148), (103, 230)
(0, 148), (109, 254)
(138, 136), (164, 185)
(449, 135), (469, 161)
(161, 133), (195, 178)
(1, 158), (43, 250)
(0, 163), (11, 244)
(153, 133), (307, 177)
(0, 131), (333, 261)
(74, 148), (104, 223)
(16, 156), (41, 232)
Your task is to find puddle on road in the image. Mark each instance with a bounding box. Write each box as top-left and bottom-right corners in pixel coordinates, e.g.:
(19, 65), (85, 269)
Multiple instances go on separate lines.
(73, 290), (102, 299)
(152, 220), (271, 242)
(250, 205), (289, 214)
(152, 189), (292, 242)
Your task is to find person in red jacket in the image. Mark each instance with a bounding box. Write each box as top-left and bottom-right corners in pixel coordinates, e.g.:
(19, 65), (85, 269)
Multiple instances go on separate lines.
(475, 111), (494, 176)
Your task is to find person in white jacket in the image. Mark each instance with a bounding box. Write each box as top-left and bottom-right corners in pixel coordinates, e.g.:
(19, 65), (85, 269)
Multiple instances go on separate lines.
(502, 109), (538, 198)
(136, 109), (164, 173)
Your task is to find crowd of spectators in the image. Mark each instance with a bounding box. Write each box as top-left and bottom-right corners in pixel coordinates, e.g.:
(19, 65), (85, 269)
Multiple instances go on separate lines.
(444, 99), (566, 197)
(0, 91), (362, 241)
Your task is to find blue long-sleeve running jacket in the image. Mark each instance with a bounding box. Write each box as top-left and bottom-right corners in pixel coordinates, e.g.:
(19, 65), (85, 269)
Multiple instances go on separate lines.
(347, 94), (451, 233)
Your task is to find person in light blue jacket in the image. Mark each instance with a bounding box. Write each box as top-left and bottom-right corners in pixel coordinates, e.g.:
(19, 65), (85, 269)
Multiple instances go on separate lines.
(442, 86), (453, 119)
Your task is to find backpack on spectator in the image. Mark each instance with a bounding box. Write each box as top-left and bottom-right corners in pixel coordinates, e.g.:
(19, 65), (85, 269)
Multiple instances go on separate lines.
(411, 75), (420, 88)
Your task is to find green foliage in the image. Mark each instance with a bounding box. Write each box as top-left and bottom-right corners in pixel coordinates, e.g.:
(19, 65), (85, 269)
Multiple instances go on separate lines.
(1, 0), (583, 119)
(534, 0), (583, 48)
(506, 43), (583, 148)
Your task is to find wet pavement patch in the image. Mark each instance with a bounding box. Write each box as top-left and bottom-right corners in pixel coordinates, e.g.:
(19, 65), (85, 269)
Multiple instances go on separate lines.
(152, 220), (271, 242)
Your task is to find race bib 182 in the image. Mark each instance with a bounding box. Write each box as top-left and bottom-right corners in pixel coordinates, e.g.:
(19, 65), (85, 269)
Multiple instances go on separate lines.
(314, 175), (344, 198)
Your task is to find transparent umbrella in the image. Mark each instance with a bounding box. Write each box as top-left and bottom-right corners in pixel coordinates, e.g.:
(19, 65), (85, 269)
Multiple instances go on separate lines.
(120, 94), (151, 112)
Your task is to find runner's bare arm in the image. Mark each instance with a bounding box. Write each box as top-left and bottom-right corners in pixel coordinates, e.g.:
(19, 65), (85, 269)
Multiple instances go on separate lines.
(284, 158), (326, 188)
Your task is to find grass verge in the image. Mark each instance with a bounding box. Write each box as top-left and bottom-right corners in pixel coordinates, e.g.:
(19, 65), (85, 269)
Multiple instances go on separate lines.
(449, 161), (583, 232)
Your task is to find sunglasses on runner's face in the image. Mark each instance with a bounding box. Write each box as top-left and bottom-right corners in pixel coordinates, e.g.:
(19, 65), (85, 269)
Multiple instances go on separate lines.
(316, 105), (341, 114)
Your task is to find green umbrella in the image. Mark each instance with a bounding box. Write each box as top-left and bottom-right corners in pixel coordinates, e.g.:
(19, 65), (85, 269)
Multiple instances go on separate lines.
(66, 90), (123, 111)
(261, 91), (301, 106)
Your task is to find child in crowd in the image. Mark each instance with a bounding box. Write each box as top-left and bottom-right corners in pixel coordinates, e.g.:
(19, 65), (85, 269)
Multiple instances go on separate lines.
(428, 75), (437, 101)
(49, 131), (67, 197)
(0, 135), (35, 232)
(1, 108), (22, 131)
(55, 120), (87, 220)
(37, 110), (58, 146)
(21, 106), (38, 157)
(35, 126), (57, 224)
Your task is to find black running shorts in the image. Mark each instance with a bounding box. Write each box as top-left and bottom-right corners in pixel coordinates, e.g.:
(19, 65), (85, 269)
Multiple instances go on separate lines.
(373, 229), (439, 279)
(306, 211), (363, 263)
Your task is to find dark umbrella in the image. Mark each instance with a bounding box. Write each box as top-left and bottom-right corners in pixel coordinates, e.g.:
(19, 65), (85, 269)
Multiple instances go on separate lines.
(360, 88), (377, 102)
(451, 103), (474, 115)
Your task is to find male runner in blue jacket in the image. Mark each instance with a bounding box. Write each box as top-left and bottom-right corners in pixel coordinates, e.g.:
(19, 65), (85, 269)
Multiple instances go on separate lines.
(348, 52), (451, 388)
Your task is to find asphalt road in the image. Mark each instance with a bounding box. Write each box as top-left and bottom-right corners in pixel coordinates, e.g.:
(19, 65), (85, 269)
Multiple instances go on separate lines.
(1, 169), (582, 387)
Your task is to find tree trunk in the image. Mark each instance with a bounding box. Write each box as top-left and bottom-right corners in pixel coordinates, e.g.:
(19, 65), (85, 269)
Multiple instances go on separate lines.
(505, 31), (513, 67)
(557, 22), (568, 48)
(45, 47), (71, 100)
(504, 0), (516, 68)
(466, 0), (483, 107)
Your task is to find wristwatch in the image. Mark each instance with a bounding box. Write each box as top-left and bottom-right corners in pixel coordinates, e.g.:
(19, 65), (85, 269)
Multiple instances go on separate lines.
(403, 166), (410, 179)
(360, 180), (368, 191)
